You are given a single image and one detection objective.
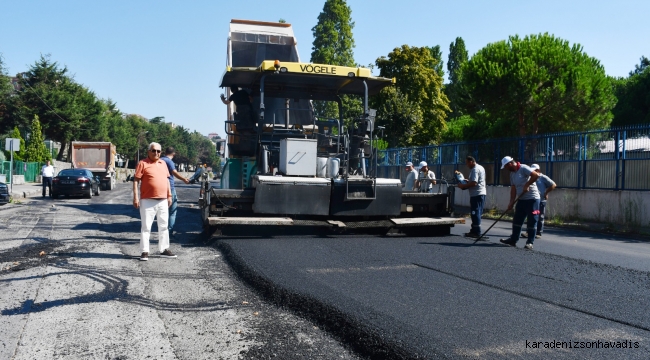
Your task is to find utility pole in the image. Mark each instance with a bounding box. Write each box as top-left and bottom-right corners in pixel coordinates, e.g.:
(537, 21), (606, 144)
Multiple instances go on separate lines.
(5, 138), (20, 195)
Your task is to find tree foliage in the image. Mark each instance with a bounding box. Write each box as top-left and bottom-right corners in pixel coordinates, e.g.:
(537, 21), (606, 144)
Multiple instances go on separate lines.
(445, 37), (468, 117)
(24, 115), (50, 162)
(375, 45), (449, 145)
(0, 53), (217, 170)
(629, 56), (649, 76)
(310, 0), (362, 122)
(0, 55), (13, 123)
(5, 127), (26, 161)
(460, 33), (616, 138)
(371, 86), (422, 147)
(311, 0), (355, 67)
(611, 56), (650, 126)
(16, 55), (108, 159)
(426, 45), (444, 79)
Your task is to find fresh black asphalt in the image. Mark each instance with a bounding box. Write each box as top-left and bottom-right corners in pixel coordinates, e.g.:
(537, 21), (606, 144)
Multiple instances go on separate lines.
(216, 232), (650, 359)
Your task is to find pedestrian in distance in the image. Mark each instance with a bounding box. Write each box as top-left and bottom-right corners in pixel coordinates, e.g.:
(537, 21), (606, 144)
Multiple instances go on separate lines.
(415, 161), (436, 193)
(520, 164), (556, 239)
(499, 156), (541, 250)
(41, 160), (54, 197)
(133, 142), (177, 261)
(160, 147), (190, 237)
(403, 161), (418, 191)
(188, 164), (205, 184)
(457, 156), (487, 238)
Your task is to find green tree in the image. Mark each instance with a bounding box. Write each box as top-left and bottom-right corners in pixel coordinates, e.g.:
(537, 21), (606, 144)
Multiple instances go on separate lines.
(310, 0), (361, 121)
(311, 0), (355, 68)
(611, 56), (650, 126)
(6, 127), (26, 161)
(375, 45), (450, 145)
(371, 86), (423, 147)
(426, 45), (444, 79)
(630, 56), (649, 76)
(17, 55), (109, 160)
(0, 55), (13, 125)
(24, 115), (50, 162)
(461, 33), (616, 137)
(446, 37), (468, 117)
(612, 57), (650, 126)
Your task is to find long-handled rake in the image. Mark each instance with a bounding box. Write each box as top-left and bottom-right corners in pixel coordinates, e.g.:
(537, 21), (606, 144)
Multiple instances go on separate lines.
(473, 194), (523, 243)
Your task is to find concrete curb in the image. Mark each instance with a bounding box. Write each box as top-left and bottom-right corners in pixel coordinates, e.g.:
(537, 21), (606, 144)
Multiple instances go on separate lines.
(10, 188), (42, 199)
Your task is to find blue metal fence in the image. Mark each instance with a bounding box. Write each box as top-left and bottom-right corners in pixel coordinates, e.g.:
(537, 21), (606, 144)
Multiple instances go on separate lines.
(377, 124), (650, 191)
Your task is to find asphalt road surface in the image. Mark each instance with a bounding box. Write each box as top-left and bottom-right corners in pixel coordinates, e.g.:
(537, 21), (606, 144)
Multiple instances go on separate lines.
(0, 182), (361, 360)
(2, 182), (649, 359)
(209, 198), (650, 358)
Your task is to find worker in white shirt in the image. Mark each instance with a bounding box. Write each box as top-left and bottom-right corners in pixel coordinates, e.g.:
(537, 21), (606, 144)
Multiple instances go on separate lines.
(415, 161), (436, 193)
(41, 160), (54, 197)
(403, 162), (418, 191)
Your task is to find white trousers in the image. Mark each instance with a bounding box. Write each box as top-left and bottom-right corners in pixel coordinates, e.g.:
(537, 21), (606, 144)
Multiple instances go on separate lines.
(139, 198), (170, 253)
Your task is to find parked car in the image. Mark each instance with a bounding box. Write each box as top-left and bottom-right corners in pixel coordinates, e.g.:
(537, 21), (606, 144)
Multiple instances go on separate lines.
(0, 181), (9, 205)
(52, 169), (101, 199)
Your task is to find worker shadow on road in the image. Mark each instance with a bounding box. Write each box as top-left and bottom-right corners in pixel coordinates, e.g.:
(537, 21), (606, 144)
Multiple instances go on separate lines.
(56, 203), (141, 219)
(69, 220), (142, 234)
(541, 228), (650, 244)
(1, 262), (234, 316)
(55, 251), (135, 260)
(83, 235), (137, 244)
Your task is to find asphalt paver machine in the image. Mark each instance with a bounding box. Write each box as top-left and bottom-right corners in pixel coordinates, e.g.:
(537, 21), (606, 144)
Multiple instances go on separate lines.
(199, 19), (463, 235)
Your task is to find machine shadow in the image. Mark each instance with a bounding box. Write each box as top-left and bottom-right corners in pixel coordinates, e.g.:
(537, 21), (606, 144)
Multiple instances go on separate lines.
(419, 241), (496, 248)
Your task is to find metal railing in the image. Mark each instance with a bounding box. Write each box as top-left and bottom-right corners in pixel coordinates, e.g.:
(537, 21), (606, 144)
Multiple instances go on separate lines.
(1, 161), (44, 183)
(377, 124), (650, 191)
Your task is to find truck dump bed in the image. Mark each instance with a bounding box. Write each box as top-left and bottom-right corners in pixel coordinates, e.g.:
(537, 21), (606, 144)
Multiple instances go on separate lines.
(71, 142), (115, 171)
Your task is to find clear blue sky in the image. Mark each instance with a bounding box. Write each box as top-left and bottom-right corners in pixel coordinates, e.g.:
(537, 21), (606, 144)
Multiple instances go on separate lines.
(1, 0), (647, 137)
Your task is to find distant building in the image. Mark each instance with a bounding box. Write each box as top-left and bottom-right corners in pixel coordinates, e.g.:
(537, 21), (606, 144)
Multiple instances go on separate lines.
(597, 137), (650, 154)
(10, 77), (22, 91)
(207, 132), (221, 140)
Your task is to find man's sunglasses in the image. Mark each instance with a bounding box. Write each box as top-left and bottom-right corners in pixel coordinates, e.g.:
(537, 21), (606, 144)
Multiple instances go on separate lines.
(150, 149), (161, 153)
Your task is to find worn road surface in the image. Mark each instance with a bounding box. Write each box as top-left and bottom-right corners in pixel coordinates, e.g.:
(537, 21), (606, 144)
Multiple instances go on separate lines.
(0, 182), (360, 360)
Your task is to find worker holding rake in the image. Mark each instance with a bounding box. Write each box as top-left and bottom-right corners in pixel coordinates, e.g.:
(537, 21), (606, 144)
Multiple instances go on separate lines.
(499, 156), (541, 250)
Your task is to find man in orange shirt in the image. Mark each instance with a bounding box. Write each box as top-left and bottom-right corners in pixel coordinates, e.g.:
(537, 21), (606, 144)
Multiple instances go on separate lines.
(133, 142), (176, 261)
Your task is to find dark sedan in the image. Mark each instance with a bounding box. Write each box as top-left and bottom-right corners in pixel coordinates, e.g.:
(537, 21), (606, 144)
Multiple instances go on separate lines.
(0, 181), (9, 205)
(52, 169), (101, 199)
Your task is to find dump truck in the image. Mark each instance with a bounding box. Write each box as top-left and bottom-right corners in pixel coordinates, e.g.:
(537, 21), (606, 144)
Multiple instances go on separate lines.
(199, 19), (463, 235)
(71, 141), (117, 190)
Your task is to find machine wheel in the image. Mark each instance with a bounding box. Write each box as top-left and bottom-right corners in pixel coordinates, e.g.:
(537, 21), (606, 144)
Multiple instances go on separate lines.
(95, 185), (101, 196)
(107, 177), (114, 190)
(85, 189), (93, 199)
(50, 192), (57, 199)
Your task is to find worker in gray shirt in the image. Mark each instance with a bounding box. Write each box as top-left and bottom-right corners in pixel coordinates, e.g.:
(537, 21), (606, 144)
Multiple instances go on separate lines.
(499, 156), (540, 249)
(403, 162), (418, 191)
(521, 164), (556, 239)
(457, 156), (486, 238)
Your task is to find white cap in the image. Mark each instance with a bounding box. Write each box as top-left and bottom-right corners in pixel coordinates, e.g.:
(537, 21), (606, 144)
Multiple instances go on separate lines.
(419, 161), (428, 167)
(500, 156), (514, 169)
(530, 163), (540, 171)
(405, 161), (413, 167)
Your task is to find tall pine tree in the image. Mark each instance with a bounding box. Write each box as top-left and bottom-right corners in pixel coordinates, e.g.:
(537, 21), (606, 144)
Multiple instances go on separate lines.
(310, 0), (362, 122)
(446, 37), (468, 118)
(25, 115), (51, 162)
